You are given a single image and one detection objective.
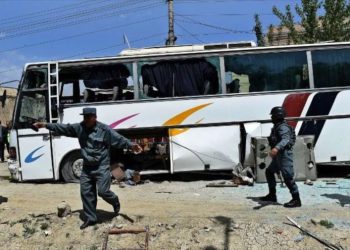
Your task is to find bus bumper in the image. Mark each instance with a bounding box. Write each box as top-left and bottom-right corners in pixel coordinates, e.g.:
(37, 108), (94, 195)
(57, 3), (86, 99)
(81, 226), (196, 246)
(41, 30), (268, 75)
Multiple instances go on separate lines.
(8, 160), (22, 181)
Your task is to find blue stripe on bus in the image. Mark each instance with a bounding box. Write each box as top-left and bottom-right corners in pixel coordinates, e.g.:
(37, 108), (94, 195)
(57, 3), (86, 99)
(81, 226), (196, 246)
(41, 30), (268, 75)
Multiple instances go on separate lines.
(298, 91), (339, 144)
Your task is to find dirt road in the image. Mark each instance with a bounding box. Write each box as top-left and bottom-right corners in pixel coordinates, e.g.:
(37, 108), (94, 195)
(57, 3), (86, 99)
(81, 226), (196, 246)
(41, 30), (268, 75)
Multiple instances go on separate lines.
(0, 163), (349, 250)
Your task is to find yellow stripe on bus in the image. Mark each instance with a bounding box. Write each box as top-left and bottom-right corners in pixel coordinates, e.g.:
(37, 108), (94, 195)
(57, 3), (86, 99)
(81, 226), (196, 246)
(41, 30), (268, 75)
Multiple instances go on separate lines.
(163, 103), (212, 136)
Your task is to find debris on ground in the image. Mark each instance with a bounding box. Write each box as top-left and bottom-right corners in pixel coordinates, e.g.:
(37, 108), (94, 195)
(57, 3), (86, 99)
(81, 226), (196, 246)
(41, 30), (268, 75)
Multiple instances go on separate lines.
(111, 163), (141, 186)
(102, 226), (150, 250)
(206, 181), (238, 188)
(304, 179), (313, 186)
(294, 234), (305, 242)
(57, 201), (71, 218)
(232, 163), (254, 186)
(286, 216), (343, 250)
(319, 220), (335, 229)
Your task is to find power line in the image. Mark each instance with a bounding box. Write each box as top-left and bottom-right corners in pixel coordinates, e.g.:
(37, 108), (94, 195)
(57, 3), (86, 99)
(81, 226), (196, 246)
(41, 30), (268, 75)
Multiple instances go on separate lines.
(51, 33), (165, 60)
(0, 2), (162, 40)
(0, 16), (165, 55)
(177, 31), (233, 37)
(0, 32), (165, 75)
(0, 0), (160, 34)
(0, 0), (106, 25)
(174, 20), (204, 43)
(175, 13), (275, 17)
(176, 15), (253, 34)
(0, 67), (20, 75)
(176, 0), (294, 2)
(0, 80), (19, 86)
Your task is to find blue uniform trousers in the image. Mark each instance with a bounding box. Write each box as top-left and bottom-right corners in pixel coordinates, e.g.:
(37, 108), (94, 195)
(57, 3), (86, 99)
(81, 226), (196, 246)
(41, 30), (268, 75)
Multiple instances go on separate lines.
(80, 165), (119, 222)
(265, 149), (299, 195)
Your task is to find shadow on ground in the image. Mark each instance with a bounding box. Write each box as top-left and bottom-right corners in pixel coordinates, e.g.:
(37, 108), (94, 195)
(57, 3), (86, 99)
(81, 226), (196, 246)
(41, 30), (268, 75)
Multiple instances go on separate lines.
(246, 196), (282, 210)
(77, 209), (135, 224)
(321, 194), (350, 207)
(0, 196), (8, 204)
(143, 171), (233, 183)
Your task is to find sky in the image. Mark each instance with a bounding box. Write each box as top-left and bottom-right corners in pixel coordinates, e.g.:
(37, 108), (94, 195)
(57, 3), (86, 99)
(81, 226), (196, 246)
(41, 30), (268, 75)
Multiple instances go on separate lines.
(0, 0), (302, 87)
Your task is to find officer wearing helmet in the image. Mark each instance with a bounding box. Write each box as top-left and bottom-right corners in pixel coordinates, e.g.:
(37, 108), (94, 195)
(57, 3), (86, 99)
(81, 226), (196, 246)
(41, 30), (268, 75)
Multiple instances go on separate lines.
(260, 106), (301, 208)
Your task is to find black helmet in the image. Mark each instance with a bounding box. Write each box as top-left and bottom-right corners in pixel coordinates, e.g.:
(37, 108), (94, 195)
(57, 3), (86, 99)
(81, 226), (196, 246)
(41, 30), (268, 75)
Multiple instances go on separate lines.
(270, 106), (286, 121)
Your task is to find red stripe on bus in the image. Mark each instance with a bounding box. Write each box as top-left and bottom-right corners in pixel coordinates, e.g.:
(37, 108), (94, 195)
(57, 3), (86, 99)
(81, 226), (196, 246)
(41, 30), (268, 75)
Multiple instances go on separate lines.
(282, 93), (311, 128)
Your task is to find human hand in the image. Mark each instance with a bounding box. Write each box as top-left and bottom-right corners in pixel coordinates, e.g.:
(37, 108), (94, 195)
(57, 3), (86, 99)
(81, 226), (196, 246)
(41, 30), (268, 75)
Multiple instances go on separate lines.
(131, 144), (143, 154)
(269, 147), (279, 157)
(33, 122), (47, 129)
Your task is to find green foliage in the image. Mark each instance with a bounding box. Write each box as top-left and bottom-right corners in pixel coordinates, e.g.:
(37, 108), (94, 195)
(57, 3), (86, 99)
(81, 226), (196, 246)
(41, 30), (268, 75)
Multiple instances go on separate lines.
(319, 219), (334, 229)
(40, 222), (49, 230)
(23, 224), (36, 238)
(267, 0), (350, 44)
(267, 25), (274, 45)
(272, 4), (300, 44)
(254, 14), (265, 46)
(89, 245), (98, 250)
(321, 0), (350, 41)
(295, 0), (322, 43)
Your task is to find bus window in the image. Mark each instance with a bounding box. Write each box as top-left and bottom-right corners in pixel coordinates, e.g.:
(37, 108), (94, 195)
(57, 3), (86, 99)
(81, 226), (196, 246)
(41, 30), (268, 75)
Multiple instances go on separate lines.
(312, 48), (350, 88)
(225, 71), (250, 93)
(59, 81), (80, 104)
(224, 51), (309, 93)
(15, 91), (47, 129)
(22, 66), (48, 90)
(138, 57), (220, 98)
(59, 62), (134, 103)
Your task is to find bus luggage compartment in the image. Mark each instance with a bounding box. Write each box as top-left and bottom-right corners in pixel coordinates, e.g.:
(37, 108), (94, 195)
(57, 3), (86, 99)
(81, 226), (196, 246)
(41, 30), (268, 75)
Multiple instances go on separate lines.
(114, 128), (170, 174)
(252, 135), (317, 183)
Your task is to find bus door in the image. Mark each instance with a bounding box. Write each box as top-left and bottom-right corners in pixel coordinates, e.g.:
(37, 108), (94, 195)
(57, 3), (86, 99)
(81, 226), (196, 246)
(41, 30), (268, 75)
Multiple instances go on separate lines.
(169, 125), (241, 172)
(16, 63), (59, 181)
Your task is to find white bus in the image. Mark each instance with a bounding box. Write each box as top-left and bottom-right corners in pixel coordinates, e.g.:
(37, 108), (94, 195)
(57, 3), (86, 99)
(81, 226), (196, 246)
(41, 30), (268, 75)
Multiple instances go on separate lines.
(8, 41), (350, 182)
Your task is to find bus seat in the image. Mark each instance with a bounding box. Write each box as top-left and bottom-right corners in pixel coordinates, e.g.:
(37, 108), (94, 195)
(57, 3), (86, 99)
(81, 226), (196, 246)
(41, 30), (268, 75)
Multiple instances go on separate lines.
(83, 89), (95, 102)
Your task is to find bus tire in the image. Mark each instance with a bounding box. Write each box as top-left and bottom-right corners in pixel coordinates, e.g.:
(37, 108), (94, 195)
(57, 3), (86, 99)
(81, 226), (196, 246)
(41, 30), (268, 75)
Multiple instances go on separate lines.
(61, 151), (83, 183)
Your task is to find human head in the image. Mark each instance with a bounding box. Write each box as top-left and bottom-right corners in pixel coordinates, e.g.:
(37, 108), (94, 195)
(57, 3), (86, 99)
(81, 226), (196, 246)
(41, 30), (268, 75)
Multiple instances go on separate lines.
(270, 106), (286, 124)
(80, 107), (97, 128)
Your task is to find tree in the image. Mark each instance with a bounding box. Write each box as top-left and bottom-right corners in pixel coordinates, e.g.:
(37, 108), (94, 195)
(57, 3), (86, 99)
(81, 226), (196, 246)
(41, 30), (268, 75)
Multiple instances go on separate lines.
(295, 0), (321, 43)
(267, 24), (274, 46)
(321, 0), (350, 41)
(267, 0), (350, 44)
(253, 14), (265, 46)
(272, 4), (300, 44)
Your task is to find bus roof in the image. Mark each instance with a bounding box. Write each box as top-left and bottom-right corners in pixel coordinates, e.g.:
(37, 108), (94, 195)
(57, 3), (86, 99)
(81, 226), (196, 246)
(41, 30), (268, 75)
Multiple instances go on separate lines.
(119, 41), (256, 56)
(23, 41), (350, 69)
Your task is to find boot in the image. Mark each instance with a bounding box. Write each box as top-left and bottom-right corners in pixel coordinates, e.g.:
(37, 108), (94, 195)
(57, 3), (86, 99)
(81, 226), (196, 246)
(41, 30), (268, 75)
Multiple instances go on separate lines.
(112, 197), (120, 215)
(259, 193), (277, 202)
(284, 193), (302, 208)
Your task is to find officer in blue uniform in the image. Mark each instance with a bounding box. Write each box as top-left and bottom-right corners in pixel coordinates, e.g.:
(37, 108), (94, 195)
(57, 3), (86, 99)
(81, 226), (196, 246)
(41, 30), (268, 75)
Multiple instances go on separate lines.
(260, 106), (302, 208)
(34, 107), (142, 229)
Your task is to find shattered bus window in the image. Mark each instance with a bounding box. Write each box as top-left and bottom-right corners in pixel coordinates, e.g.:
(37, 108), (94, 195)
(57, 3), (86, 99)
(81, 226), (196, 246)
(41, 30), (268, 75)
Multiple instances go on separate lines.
(138, 58), (220, 98)
(59, 63), (134, 104)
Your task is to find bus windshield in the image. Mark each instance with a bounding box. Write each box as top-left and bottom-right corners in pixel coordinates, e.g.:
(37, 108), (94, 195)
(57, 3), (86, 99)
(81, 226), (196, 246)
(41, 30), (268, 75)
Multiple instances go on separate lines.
(15, 65), (48, 129)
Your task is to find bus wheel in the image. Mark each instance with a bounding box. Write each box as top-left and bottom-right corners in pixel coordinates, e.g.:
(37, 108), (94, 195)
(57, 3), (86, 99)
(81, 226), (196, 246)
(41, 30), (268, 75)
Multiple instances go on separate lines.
(61, 151), (83, 183)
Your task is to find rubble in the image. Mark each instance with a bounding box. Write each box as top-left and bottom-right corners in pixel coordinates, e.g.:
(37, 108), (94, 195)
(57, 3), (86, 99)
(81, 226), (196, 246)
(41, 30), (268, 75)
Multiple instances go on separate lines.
(57, 201), (71, 218)
(1, 160), (350, 249)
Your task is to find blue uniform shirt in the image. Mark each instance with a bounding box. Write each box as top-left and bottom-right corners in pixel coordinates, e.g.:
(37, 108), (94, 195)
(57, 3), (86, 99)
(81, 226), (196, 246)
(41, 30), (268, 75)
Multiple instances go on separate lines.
(270, 121), (292, 151)
(46, 121), (133, 167)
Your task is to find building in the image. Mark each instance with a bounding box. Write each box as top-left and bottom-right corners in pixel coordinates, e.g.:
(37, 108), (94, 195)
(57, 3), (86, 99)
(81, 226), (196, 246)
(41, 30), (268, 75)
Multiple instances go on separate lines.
(0, 87), (17, 125)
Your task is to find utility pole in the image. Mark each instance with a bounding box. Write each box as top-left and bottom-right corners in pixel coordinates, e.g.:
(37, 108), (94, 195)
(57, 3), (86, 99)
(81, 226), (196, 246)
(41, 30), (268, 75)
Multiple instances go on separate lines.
(166, 0), (176, 46)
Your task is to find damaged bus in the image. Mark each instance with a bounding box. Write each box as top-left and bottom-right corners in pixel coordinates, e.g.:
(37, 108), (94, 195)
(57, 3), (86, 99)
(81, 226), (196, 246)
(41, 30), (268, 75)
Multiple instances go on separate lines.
(8, 41), (350, 182)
